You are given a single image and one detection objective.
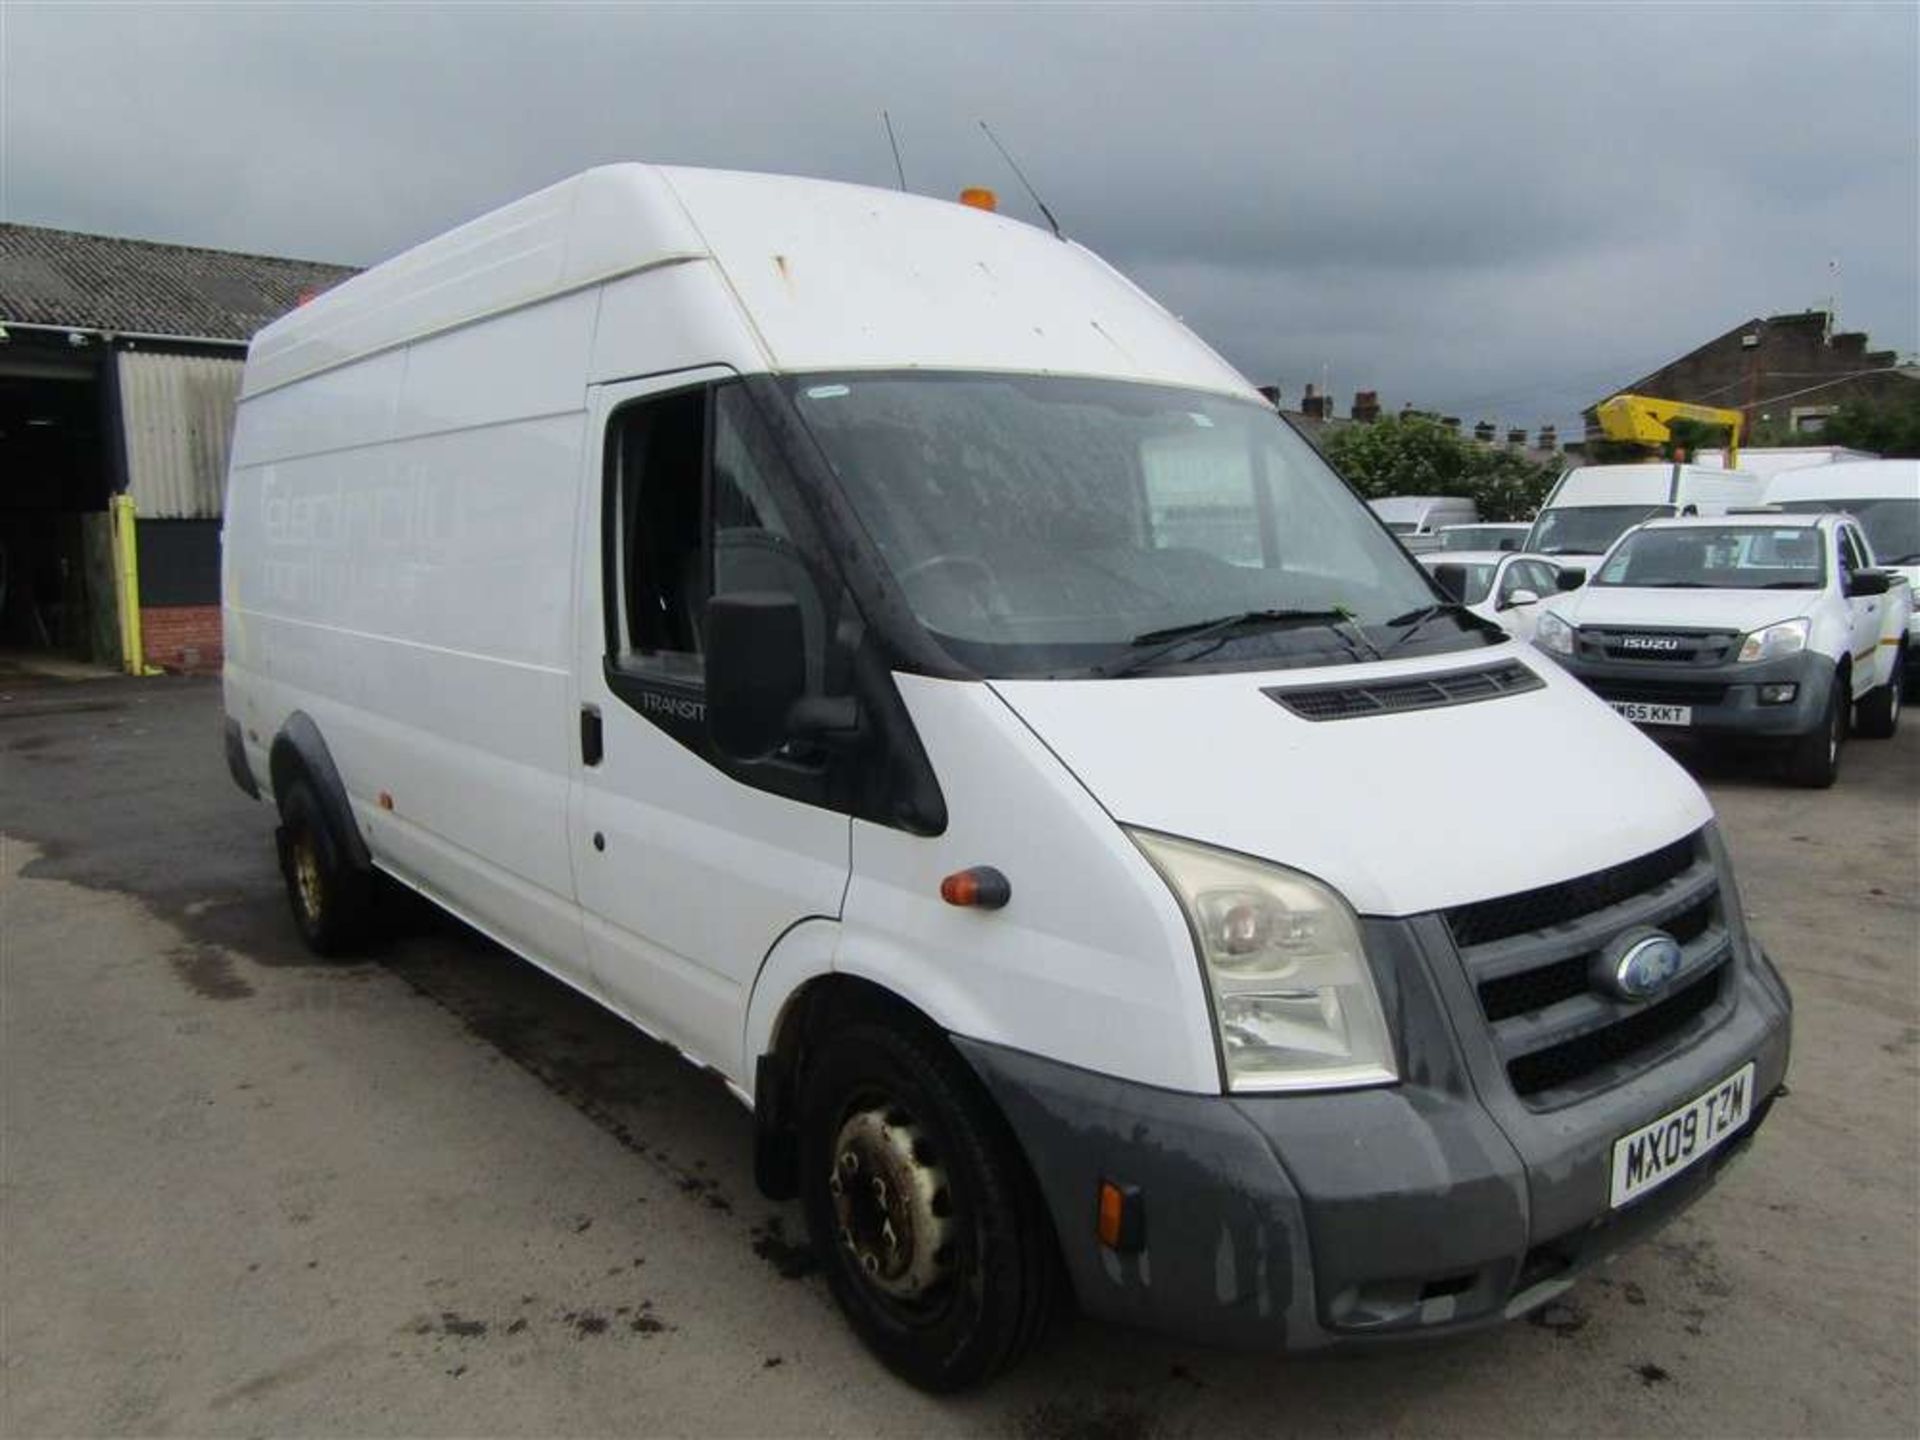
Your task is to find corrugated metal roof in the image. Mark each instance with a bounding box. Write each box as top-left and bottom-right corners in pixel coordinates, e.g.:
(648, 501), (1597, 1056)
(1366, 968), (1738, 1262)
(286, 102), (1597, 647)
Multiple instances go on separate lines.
(117, 350), (242, 518)
(0, 223), (359, 342)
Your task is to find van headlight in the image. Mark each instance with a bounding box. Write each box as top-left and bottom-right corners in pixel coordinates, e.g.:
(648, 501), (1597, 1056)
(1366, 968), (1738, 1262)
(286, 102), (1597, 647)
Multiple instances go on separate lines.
(1130, 831), (1397, 1094)
(1737, 618), (1809, 663)
(1535, 609), (1575, 655)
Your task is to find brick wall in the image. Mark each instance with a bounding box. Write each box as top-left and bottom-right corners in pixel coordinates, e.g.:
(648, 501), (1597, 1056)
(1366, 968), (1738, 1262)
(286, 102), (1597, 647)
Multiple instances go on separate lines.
(1586, 312), (1916, 439)
(141, 604), (222, 674)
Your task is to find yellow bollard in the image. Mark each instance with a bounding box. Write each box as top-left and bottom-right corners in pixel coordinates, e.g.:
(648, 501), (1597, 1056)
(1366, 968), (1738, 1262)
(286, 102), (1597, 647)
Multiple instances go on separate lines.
(109, 495), (161, 676)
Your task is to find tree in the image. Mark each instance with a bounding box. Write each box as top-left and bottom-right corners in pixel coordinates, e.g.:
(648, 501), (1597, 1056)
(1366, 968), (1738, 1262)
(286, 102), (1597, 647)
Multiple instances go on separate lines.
(1817, 392), (1920, 457)
(1322, 415), (1471, 499)
(1323, 415), (1561, 521)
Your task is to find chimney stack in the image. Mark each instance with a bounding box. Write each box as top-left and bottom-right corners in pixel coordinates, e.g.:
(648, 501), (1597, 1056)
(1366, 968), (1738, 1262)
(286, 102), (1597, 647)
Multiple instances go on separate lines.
(1301, 383), (1329, 420)
(1351, 390), (1381, 423)
(1507, 426), (1528, 447)
(1441, 415), (1461, 432)
(1537, 424), (1558, 451)
(1473, 420), (1497, 443)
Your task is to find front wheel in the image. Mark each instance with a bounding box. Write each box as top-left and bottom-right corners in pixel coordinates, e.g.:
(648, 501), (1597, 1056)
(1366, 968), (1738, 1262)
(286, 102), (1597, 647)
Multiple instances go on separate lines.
(1855, 652), (1904, 739)
(798, 1017), (1059, 1392)
(1786, 673), (1847, 788)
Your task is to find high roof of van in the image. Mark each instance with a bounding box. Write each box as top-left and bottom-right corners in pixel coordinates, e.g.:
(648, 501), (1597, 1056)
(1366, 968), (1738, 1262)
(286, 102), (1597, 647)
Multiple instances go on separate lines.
(1763, 459), (1920, 502)
(1548, 462), (1762, 506)
(241, 164), (1253, 401)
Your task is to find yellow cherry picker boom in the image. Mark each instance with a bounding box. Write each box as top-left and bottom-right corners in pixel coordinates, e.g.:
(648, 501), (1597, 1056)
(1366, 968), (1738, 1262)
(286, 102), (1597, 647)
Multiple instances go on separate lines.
(1593, 393), (1743, 467)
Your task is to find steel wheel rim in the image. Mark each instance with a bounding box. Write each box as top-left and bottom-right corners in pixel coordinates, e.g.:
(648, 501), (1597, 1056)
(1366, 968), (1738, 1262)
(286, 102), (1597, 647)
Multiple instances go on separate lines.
(292, 835), (324, 923)
(828, 1102), (956, 1306)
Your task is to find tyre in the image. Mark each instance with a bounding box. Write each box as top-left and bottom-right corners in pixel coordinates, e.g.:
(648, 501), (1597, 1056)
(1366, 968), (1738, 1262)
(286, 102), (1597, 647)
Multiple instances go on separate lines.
(277, 776), (375, 956)
(1855, 652), (1904, 739)
(798, 1016), (1059, 1392)
(1786, 672), (1847, 788)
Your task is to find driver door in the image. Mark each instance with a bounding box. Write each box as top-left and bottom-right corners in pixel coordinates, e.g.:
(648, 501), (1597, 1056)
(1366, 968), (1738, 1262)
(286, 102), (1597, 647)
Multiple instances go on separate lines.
(569, 370), (851, 1079)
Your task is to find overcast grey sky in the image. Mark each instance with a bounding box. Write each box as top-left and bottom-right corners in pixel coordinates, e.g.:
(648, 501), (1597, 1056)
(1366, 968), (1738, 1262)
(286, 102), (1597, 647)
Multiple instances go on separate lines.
(3, 1), (1915, 430)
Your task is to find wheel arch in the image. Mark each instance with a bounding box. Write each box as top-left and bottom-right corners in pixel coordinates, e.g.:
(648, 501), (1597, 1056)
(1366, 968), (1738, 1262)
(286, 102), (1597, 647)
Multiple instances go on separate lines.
(267, 712), (371, 872)
(745, 924), (1002, 1202)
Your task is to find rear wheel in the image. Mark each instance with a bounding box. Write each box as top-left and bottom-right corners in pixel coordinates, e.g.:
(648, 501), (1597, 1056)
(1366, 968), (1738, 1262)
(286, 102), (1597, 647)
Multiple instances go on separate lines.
(277, 777), (374, 956)
(1855, 653), (1904, 739)
(1786, 673), (1847, 788)
(798, 1016), (1059, 1392)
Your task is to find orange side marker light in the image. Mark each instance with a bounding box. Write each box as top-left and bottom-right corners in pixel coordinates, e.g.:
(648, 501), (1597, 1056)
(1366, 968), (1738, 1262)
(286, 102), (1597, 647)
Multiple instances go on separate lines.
(1097, 1179), (1144, 1252)
(939, 866), (1011, 909)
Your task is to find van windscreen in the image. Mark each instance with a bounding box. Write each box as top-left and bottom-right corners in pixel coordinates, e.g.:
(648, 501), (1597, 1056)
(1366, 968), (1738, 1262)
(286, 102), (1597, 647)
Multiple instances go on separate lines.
(781, 372), (1480, 676)
(1528, 505), (1669, 556)
(1772, 498), (1920, 566)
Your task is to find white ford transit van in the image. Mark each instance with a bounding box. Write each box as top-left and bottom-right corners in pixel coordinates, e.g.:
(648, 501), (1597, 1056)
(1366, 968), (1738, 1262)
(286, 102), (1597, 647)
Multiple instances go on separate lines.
(221, 165), (1791, 1391)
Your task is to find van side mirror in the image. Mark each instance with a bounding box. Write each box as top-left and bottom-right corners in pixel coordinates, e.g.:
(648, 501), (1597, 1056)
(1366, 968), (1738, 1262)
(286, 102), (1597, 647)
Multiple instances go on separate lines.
(706, 592), (861, 762)
(1555, 567), (1586, 591)
(1847, 569), (1892, 598)
(706, 593), (808, 761)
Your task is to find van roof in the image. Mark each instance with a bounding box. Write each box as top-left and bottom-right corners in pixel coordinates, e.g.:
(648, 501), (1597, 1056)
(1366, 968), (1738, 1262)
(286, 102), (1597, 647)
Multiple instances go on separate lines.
(1547, 462), (1762, 506)
(242, 163), (1252, 401)
(1763, 459), (1920, 502)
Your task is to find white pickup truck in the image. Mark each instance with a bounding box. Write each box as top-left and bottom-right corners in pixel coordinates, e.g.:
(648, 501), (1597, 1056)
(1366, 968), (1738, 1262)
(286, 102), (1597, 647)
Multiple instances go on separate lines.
(1536, 512), (1910, 786)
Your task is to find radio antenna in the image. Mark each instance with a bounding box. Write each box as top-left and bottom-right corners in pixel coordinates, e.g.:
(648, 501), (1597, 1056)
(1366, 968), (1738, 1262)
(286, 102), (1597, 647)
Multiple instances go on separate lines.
(882, 110), (908, 192)
(978, 120), (1064, 240)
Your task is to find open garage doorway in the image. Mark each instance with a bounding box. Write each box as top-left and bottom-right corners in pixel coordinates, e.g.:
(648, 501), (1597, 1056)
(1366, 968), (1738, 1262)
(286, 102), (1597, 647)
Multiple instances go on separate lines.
(0, 341), (119, 668)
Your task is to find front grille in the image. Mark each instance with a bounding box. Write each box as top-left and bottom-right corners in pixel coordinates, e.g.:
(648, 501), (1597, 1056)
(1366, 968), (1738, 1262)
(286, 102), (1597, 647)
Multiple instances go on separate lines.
(1265, 660), (1544, 722)
(1575, 628), (1738, 665)
(1475, 897), (1713, 1023)
(1446, 834), (1695, 947)
(1586, 679), (1730, 707)
(1507, 969), (1724, 1098)
(1445, 831), (1737, 1107)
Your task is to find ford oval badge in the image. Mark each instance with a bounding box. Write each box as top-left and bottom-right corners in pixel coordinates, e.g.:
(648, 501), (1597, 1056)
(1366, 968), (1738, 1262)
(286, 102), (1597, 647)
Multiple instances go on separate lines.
(1596, 928), (1685, 1001)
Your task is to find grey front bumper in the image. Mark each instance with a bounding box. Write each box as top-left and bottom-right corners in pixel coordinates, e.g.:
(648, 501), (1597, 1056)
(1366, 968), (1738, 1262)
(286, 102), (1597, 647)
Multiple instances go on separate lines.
(1555, 648), (1835, 738)
(955, 928), (1791, 1353)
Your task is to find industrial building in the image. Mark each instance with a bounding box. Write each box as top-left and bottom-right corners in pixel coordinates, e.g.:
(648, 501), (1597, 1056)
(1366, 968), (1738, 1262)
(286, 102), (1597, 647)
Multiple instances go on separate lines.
(1585, 311), (1918, 444)
(0, 224), (355, 672)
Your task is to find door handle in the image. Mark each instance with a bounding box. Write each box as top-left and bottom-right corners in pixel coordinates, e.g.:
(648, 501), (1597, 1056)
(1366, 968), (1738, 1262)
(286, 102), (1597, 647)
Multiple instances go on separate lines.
(580, 704), (604, 767)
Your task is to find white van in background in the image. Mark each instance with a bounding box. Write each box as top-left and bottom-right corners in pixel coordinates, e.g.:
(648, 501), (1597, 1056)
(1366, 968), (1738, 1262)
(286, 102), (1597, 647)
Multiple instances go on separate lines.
(1765, 459), (1920, 669)
(1692, 446), (1877, 479)
(1368, 496), (1478, 552)
(220, 164), (1790, 1391)
(1526, 462), (1765, 568)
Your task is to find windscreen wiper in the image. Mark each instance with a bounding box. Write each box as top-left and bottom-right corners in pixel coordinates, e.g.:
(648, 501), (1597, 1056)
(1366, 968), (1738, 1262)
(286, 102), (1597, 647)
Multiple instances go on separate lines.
(1093, 608), (1365, 679)
(1378, 600), (1481, 657)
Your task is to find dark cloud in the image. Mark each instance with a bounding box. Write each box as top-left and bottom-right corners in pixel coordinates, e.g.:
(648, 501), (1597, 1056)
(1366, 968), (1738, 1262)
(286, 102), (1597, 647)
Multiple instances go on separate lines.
(4, 1), (1913, 430)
